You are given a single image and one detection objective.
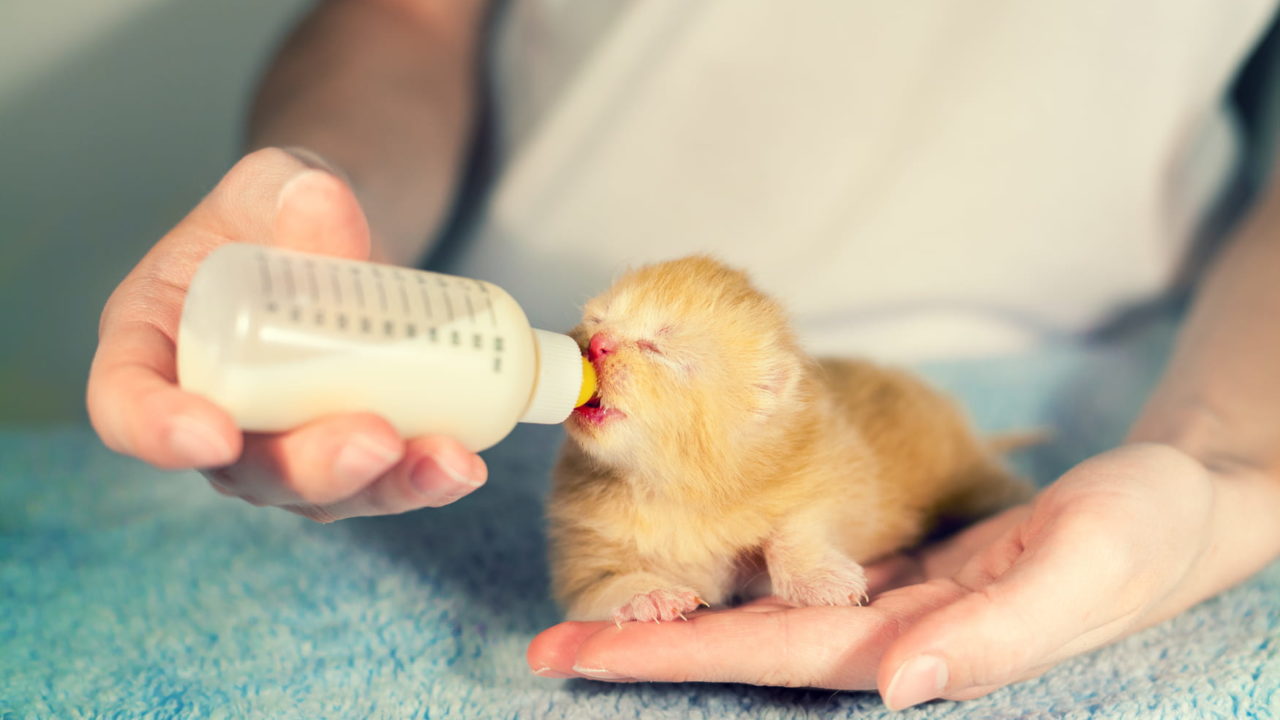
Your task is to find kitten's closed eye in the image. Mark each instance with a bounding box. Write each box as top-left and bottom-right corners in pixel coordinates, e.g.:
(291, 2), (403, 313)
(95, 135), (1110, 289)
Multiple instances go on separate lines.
(637, 340), (662, 355)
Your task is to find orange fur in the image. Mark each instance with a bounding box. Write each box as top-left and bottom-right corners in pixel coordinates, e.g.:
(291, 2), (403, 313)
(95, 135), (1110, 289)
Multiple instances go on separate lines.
(549, 256), (1031, 622)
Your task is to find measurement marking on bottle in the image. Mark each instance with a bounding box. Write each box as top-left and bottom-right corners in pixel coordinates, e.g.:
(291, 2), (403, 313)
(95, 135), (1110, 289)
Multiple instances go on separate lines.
(330, 267), (343, 305)
(451, 330), (461, 346)
(494, 356), (502, 373)
(494, 337), (504, 352)
(315, 310), (325, 326)
(304, 260), (319, 302)
(267, 301), (279, 314)
(442, 288), (456, 323)
(337, 313), (348, 329)
(371, 267), (389, 312)
(463, 294), (478, 326)
(352, 268), (366, 309)
(361, 317), (372, 334)
(473, 333), (483, 350)
(291, 307), (302, 323)
(476, 282), (499, 327)
(429, 327), (438, 343)
(396, 273), (411, 314)
(383, 320), (395, 337)
(282, 258), (297, 300)
(406, 323), (417, 338)
(418, 283), (434, 321)
(258, 253), (273, 297)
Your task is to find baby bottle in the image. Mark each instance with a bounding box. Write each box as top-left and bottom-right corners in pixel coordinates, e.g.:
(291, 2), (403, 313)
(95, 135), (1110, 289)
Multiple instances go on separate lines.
(177, 243), (595, 451)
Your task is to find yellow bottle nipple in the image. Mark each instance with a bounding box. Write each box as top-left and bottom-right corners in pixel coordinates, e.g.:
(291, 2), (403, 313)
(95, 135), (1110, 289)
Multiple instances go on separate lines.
(575, 358), (597, 407)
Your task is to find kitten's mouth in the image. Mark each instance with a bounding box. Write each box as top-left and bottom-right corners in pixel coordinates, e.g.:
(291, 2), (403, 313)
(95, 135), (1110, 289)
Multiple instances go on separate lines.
(573, 395), (623, 425)
(572, 375), (624, 426)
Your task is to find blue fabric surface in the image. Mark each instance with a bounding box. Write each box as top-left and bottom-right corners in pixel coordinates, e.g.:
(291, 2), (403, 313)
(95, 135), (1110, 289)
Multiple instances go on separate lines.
(3, 313), (1278, 719)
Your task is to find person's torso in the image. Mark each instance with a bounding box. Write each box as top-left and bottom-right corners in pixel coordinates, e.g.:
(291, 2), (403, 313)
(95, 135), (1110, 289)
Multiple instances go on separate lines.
(444, 0), (1277, 360)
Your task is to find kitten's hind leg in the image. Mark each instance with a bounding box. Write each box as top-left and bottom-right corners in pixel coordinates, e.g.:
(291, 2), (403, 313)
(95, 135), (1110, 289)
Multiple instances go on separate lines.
(764, 527), (869, 608)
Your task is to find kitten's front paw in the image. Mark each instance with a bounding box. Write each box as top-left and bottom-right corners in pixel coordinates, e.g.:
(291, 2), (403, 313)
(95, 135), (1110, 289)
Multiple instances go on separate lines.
(612, 587), (707, 624)
(773, 558), (869, 608)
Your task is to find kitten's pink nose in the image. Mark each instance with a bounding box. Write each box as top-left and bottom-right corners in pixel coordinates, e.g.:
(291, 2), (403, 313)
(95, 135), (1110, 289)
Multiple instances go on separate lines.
(587, 333), (617, 362)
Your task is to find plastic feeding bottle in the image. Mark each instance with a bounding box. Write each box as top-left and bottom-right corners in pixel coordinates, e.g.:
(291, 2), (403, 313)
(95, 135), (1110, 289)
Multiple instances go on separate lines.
(177, 243), (596, 451)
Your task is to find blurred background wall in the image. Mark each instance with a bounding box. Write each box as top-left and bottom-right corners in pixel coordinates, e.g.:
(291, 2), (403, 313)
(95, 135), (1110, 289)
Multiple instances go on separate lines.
(4, 2), (1280, 429)
(0, 0), (312, 424)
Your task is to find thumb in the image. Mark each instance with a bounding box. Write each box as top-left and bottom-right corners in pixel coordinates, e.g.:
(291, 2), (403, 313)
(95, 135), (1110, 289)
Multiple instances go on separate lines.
(878, 517), (1130, 710)
(272, 165), (372, 261)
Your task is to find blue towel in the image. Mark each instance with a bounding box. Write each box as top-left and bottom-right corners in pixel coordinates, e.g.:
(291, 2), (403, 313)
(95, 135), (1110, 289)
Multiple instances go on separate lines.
(4, 312), (1278, 719)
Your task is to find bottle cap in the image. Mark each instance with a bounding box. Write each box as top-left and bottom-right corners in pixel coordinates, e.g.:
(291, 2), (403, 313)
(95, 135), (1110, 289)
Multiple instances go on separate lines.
(520, 329), (586, 424)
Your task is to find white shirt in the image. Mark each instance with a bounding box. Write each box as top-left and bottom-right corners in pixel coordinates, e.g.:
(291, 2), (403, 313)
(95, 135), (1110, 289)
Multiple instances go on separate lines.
(445, 0), (1277, 360)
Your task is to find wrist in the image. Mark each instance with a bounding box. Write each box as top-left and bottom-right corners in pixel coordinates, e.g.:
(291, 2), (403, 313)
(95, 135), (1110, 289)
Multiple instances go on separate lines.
(1127, 400), (1279, 479)
(1114, 440), (1280, 627)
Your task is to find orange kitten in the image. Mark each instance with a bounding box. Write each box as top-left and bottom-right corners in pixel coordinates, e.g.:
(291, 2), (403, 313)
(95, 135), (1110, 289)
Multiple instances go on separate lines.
(549, 256), (1031, 623)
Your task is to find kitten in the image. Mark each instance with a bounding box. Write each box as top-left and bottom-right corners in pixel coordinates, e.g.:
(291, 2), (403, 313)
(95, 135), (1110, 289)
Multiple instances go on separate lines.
(549, 256), (1031, 623)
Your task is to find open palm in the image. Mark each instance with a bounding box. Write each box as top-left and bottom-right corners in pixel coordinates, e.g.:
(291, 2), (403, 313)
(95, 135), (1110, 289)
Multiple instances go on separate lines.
(528, 444), (1220, 710)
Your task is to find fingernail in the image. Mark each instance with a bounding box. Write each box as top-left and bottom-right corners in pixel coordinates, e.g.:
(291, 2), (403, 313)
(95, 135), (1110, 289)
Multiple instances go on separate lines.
(532, 666), (576, 679)
(167, 415), (234, 466)
(571, 666), (634, 682)
(333, 435), (401, 484)
(411, 450), (485, 505)
(884, 654), (948, 711)
(276, 169), (325, 212)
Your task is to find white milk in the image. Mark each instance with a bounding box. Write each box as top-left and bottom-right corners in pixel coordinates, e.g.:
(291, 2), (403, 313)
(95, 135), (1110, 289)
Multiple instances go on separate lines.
(177, 244), (592, 451)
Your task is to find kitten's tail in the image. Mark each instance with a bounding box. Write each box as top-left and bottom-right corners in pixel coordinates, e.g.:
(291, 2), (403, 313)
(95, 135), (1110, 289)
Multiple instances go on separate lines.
(986, 428), (1053, 455)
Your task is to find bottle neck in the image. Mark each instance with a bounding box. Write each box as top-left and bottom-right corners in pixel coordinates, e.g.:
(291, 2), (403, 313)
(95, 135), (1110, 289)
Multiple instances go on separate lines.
(519, 329), (587, 424)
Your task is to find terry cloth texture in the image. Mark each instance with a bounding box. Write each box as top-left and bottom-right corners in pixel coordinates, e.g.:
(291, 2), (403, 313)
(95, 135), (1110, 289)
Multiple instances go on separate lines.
(3, 311), (1278, 719)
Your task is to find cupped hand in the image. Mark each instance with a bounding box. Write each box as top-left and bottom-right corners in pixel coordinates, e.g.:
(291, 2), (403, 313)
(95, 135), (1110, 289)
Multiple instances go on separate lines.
(87, 147), (486, 521)
(529, 444), (1223, 709)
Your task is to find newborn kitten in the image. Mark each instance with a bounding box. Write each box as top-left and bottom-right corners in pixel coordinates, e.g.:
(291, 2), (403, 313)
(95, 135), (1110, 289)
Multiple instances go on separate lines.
(549, 257), (1031, 623)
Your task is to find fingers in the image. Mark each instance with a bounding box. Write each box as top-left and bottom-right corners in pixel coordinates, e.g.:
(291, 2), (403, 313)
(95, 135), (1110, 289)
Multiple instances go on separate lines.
(319, 435), (488, 519)
(878, 515), (1133, 710)
(195, 147), (371, 260)
(528, 623), (609, 679)
(208, 416), (487, 521)
(271, 165), (372, 260)
(530, 581), (961, 689)
(215, 413), (403, 506)
(87, 318), (240, 469)
(89, 147), (370, 468)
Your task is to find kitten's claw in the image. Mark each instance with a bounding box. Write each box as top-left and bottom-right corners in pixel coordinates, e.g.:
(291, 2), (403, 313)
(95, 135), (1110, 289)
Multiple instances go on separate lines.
(612, 587), (704, 624)
(774, 559), (869, 608)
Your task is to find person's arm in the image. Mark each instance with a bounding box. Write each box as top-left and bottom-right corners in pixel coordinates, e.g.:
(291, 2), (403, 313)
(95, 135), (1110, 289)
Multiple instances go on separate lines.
(1128, 172), (1280, 474)
(88, 0), (491, 521)
(249, 0), (485, 264)
(1108, 161), (1280, 629)
(526, 165), (1280, 710)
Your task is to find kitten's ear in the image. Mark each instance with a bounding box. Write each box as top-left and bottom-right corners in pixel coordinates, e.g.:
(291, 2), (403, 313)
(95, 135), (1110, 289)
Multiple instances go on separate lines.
(751, 355), (802, 421)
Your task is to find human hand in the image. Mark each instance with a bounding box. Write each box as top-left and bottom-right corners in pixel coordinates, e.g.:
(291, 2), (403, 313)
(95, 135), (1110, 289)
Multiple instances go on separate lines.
(87, 147), (486, 521)
(529, 444), (1247, 709)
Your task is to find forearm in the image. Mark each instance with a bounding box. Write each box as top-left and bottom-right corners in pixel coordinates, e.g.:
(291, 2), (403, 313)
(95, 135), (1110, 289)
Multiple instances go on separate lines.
(1128, 176), (1280, 478)
(247, 0), (486, 265)
(1125, 171), (1280, 615)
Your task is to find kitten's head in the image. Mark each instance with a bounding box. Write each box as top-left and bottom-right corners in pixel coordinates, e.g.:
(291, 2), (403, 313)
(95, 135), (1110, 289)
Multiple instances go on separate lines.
(566, 256), (806, 470)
